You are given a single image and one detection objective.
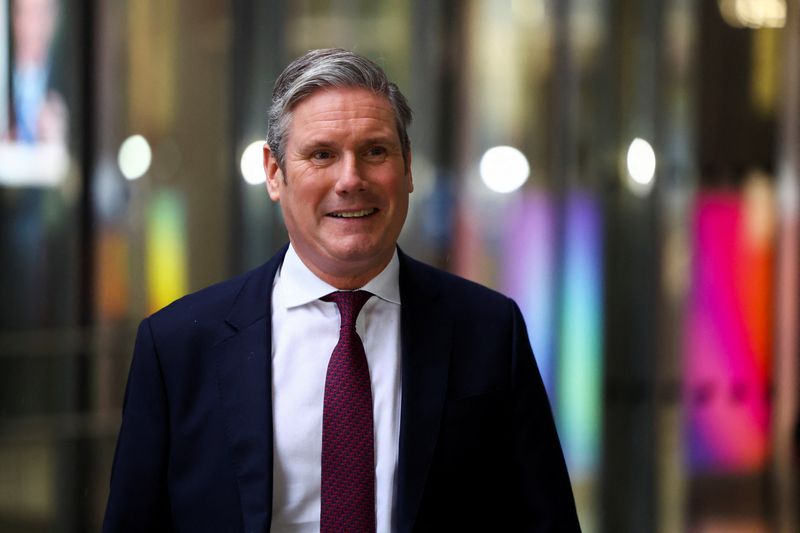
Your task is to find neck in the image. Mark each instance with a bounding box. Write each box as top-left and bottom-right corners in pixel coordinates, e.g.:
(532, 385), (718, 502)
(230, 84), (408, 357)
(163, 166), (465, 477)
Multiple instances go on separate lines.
(294, 249), (394, 291)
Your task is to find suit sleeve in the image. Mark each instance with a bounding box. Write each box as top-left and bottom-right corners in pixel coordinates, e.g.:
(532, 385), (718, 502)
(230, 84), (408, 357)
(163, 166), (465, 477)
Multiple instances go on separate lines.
(103, 318), (173, 532)
(509, 300), (582, 532)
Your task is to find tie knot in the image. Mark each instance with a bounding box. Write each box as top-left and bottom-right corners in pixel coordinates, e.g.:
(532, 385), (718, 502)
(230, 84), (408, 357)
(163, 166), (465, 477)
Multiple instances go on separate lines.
(322, 290), (373, 328)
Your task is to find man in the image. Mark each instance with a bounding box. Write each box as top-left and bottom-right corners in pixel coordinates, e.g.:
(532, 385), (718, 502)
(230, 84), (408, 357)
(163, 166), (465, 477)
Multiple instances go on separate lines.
(104, 48), (580, 532)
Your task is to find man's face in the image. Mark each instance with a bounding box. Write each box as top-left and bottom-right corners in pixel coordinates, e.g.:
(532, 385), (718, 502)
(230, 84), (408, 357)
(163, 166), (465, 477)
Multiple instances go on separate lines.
(264, 86), (413, 288)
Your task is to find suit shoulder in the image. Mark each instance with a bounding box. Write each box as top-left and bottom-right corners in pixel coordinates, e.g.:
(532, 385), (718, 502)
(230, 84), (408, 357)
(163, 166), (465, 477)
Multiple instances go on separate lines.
(149, 269), (246, 321)
(146, 260), (273, 333)
(401, 253), (513, 311)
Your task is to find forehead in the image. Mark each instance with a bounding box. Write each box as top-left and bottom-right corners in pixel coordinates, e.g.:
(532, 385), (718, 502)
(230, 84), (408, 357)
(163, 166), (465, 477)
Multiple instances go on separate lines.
(286, 87), (397, 143)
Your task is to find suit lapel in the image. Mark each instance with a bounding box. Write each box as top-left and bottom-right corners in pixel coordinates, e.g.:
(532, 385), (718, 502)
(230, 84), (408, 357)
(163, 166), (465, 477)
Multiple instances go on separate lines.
(395, 251), (452, 533)
(214, 246), (287, 532)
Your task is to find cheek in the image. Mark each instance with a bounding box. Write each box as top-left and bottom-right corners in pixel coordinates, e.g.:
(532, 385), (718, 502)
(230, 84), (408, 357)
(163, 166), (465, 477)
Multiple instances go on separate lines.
(294, 168), (332, 200)
(287, 184), (327, 221)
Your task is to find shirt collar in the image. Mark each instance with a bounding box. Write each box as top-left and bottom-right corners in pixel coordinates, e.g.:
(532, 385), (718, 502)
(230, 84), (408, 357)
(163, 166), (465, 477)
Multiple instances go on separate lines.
(279, 244), (401, 309)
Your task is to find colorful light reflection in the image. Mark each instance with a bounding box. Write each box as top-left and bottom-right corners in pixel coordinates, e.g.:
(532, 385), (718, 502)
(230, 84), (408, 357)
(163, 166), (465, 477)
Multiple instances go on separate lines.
(502, 190), (603, 476)
(558, 192), (603, 476)
(685, 191), (773, 471)
(146, 189), (188, 314)
(502, 192), (558, 397)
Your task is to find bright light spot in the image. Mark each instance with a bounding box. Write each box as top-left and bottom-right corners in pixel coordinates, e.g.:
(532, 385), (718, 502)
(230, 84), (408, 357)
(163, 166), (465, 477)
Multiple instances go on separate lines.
(241, 140), (266, 185)
(626, 138), (656, 196)
(718, 0), (786, 28)
(118, 135), (152, 180)
(479, 145), (530, 193)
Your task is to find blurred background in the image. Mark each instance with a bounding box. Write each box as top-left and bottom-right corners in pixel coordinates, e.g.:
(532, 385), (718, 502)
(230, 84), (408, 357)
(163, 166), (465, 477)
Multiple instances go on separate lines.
(0, 0), (798, 531)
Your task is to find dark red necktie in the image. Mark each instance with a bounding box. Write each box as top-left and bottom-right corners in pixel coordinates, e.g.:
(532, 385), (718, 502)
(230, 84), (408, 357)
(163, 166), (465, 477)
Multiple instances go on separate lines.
(320, 290), (376, 533)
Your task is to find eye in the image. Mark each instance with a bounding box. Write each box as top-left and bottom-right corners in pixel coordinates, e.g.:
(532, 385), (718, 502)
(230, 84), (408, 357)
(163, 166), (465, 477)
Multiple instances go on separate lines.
(364, 146), (388, 159)
(312, 150), (333, 161)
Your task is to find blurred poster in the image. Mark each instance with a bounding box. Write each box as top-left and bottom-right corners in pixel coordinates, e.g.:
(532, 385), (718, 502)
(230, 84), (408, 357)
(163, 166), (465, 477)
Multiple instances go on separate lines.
(0, 0), (68, 186)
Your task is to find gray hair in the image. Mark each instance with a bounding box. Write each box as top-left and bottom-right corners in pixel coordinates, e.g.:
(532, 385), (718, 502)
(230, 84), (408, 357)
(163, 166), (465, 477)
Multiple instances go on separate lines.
(266, 48), (413, 172)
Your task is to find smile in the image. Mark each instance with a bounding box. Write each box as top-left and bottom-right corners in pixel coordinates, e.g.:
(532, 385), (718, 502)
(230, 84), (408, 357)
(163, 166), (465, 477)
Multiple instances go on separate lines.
(328, 208), (378, 218)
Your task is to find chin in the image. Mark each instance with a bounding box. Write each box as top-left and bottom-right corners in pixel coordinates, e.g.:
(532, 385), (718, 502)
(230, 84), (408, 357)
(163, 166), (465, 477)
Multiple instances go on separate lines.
(327, 242), (390, 265)
(331, 247), (382, 263)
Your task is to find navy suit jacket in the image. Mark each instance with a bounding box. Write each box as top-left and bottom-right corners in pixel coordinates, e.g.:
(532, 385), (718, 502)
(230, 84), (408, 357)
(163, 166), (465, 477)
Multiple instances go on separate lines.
(104, 246), (580, 532)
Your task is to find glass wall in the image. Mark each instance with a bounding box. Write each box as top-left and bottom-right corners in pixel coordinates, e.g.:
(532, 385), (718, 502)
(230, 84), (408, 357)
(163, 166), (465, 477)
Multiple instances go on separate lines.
(0, 0), (797, 531)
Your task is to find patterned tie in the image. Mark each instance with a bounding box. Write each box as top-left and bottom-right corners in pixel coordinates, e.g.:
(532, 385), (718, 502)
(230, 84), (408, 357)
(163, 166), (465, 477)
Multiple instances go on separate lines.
(320, 290), (376, 533)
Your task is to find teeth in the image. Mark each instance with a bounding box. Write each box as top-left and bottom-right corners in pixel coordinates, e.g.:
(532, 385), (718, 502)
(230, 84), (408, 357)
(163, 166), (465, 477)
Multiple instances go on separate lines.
(331, 209), (375, 218)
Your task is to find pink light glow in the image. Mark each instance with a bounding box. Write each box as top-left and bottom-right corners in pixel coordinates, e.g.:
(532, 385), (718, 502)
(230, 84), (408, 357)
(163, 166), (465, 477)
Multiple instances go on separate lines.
(685, 191), (774, 471)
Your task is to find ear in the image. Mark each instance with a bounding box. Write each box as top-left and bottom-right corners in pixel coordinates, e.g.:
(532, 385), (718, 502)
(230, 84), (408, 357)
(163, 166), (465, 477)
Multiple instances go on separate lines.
(263, 143), (283, 201)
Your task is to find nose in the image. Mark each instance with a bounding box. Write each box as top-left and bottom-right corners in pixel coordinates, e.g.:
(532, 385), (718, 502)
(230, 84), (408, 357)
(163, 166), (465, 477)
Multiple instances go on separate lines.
(334, 153), (366, 194)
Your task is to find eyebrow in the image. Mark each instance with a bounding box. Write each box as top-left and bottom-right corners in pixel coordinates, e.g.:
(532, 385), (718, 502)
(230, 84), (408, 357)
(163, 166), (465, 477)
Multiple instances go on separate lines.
(296, 135), (400, 152)
(359, 136), (401, 148)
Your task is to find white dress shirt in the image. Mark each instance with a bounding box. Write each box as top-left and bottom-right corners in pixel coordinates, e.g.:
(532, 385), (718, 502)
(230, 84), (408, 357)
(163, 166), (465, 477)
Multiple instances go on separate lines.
(270, 245), (402, 533)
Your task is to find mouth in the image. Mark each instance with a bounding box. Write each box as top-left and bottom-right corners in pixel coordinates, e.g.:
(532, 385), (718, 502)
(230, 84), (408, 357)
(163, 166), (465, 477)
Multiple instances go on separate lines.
(327, 208), (378, 219)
